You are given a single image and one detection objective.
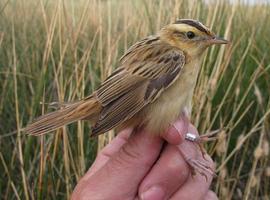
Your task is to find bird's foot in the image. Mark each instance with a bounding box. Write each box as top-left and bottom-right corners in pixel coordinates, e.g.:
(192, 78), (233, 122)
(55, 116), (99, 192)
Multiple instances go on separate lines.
(177, 139), (216, 181)
(185, 130), (219, 159)
(170, 116), (218, 179)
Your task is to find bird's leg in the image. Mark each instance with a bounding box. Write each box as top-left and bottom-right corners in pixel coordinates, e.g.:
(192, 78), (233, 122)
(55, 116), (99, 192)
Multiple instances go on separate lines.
(180, 109), (207, 158)
(170, 131), (216, 180)
(170, 126), (216, 179)
(180, 109), (219, 159)
(176, 136), (216, 181)
(185, 129), (219, 160)
(196, 129), (220, 142)
(169, 109), (217, 179)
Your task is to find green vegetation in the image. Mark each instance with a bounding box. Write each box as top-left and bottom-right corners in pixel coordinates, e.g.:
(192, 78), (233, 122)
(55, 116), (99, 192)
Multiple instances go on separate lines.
(0, 0), (269, 199)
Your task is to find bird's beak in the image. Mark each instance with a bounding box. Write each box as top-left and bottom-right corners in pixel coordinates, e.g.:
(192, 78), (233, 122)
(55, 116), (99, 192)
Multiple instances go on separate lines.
(208, 36), (229, 45)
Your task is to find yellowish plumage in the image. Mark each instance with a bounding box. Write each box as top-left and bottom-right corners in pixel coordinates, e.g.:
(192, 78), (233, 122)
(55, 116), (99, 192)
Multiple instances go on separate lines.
(144, 57), (203, 134)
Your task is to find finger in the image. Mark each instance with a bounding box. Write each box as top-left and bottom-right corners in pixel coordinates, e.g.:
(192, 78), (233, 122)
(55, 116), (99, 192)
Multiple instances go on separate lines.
(204, 190), (219, 200)
(139, 144), (189, 200)
(72, 128), (164, 199)
(162, 118), (186, 145)
(170, 154), (215, 200)
(85, 129), (132, 178)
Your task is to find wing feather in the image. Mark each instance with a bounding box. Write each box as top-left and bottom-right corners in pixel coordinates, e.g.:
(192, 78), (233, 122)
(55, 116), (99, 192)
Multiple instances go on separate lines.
(91, 36), (185, 136)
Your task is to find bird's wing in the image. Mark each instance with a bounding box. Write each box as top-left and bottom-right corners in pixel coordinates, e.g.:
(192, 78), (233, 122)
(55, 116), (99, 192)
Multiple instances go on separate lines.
(91, 36), (185, 135)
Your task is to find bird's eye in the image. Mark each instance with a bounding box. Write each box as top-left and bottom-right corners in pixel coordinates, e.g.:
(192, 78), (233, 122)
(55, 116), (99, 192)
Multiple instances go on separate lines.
(186, 31), (195, 39)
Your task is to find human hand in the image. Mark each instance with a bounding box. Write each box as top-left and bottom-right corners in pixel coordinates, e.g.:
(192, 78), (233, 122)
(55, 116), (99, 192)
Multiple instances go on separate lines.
(71, 119), (218, 200)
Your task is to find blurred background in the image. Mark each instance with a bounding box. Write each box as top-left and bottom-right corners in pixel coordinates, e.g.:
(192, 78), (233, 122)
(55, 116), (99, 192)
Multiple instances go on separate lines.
(0, 0), (269, 199)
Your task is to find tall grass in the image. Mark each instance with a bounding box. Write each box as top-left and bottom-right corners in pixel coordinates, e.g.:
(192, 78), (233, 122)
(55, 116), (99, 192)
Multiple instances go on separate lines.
(0, 0), (269, 199)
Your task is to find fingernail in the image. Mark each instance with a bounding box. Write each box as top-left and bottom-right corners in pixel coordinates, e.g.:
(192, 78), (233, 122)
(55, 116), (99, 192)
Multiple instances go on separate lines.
(140, 186), (165, 200)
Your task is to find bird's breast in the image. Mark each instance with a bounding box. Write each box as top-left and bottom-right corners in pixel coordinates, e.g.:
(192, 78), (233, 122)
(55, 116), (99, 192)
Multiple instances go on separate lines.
(143, 59), (201, 134)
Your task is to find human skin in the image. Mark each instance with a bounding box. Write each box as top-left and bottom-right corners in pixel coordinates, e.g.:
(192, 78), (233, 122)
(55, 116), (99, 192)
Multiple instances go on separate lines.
(71, 119), (218, 200)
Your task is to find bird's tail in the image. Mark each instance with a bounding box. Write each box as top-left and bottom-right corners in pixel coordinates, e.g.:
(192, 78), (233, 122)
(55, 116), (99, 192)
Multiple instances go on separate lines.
(24, 95), (101, 135)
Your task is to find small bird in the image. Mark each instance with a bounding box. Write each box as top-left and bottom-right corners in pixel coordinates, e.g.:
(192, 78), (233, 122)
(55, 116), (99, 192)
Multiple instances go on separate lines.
(25, 19), (228, 175)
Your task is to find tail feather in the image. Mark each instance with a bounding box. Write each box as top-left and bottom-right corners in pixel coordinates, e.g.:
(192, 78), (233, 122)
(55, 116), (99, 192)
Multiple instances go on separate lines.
(25, 95), (101, 135)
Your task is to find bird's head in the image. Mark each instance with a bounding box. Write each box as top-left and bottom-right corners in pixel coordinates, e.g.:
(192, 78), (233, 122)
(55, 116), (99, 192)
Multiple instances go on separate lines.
(160, 19), (228, 57)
